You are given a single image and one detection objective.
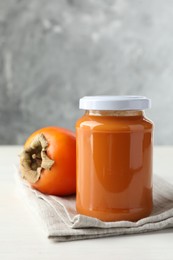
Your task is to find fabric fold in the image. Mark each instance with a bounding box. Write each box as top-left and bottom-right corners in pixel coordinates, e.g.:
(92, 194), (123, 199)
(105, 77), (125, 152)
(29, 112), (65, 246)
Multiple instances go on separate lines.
(14, 167), (173, 242)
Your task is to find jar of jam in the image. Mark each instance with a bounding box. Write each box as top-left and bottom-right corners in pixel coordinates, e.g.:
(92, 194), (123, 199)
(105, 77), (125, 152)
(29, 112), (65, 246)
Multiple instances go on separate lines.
(76, 96), (153, 222)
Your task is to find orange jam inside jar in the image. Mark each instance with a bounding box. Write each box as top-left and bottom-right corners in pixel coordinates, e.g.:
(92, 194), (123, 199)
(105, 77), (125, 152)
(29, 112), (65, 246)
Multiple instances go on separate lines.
(76, 96), (153, 222)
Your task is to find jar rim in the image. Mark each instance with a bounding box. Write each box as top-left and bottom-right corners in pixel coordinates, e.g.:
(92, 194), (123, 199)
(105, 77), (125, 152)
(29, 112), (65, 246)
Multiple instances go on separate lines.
(79, 96), (151, 111)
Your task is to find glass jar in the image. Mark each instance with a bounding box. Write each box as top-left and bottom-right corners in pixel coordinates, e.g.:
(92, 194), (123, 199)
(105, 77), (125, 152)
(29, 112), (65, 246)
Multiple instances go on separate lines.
(76, 96), (153, 222)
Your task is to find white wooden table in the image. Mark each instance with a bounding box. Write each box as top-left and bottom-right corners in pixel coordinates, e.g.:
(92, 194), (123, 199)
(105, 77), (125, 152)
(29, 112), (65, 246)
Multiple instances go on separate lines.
(0, 146), (173, 260)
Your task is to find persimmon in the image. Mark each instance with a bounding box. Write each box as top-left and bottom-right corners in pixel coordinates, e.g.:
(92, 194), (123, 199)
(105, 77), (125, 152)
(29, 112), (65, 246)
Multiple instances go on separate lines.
(20, 126), (76, 196)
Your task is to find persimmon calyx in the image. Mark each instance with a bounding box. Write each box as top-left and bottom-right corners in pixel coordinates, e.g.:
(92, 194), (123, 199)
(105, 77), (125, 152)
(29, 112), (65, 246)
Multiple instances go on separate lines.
(20, 133), (54, 184)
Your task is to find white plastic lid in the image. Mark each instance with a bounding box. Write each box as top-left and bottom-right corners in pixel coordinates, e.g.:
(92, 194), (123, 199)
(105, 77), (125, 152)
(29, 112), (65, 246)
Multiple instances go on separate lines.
(79, 96), (151, 111)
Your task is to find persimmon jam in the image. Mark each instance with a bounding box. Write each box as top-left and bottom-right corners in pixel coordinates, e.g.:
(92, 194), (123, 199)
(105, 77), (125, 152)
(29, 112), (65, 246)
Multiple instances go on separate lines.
(76, 96), (153, 222)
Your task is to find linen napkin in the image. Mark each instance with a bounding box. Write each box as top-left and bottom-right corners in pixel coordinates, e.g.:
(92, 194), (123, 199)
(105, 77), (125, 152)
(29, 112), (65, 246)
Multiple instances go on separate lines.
(15, 168), (173, 242)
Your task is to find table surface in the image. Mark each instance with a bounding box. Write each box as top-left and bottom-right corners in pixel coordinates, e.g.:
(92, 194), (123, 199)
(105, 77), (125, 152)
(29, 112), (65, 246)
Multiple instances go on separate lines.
(1, 146), (173, 260)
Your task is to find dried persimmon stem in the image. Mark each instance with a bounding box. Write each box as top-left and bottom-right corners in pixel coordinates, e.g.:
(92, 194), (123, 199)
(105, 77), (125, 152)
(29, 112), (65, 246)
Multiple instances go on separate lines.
(20, 133), (54, 184)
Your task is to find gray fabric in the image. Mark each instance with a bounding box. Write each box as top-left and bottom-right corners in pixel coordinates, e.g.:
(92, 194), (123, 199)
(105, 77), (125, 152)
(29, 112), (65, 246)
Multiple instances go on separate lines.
(15, 168), (173, 242)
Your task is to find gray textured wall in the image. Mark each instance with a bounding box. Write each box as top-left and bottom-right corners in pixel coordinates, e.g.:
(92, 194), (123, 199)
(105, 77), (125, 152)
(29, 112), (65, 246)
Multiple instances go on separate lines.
(0, 0), (173, 144)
